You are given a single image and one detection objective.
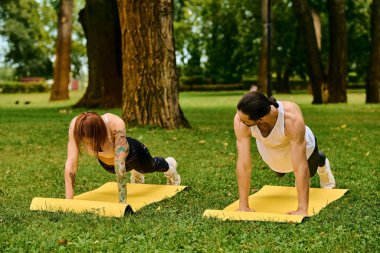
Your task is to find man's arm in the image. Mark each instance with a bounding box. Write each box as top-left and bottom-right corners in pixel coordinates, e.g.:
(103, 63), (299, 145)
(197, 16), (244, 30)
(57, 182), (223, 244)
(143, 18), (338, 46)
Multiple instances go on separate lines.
(234, 114), (254, 212)
(64, 118), (79, 199)
(111, 117), (129, 203)
(285, 103), (309, 215)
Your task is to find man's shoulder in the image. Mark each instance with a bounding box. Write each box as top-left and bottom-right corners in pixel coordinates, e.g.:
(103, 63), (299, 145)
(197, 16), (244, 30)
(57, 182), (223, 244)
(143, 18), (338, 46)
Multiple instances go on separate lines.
(234, 113), (251, 139)
(282, 102), (305, 139)
(281, 101), (299, 111)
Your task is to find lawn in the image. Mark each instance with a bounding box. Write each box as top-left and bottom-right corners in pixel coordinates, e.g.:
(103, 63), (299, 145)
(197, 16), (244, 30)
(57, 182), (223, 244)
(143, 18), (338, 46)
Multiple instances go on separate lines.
(0, 90), (379, 252)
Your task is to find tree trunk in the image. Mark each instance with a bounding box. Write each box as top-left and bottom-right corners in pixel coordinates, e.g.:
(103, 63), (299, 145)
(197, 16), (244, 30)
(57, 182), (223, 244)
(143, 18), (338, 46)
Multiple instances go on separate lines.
(292, 0), (325, 104)
(366, 0), (380, 103)
(257, 0), (268, 93)
(278, 29), (302, 94)
(312, 10), (322, 50)
(50, 0), (73, 101)
(275, 66), (282, 92)
(281, 65), (291, 93)
(74, 0), (123, 108)
(117, 0), (190, 129)
(327, 0), (347, 103)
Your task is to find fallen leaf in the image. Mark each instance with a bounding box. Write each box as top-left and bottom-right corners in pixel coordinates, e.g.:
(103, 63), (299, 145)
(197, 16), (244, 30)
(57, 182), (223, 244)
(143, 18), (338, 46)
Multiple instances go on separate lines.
(57, 239), (67, 245)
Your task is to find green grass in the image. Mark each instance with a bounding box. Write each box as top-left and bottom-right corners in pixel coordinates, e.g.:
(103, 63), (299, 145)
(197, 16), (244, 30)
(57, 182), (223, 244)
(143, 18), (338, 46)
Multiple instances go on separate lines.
(0, 90), (379, 252)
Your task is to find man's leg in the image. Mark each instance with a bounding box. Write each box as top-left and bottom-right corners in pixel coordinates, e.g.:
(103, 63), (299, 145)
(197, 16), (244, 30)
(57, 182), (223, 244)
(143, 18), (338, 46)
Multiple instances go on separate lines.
(316, 153), (335, 189)
(308, 138), (336, 188)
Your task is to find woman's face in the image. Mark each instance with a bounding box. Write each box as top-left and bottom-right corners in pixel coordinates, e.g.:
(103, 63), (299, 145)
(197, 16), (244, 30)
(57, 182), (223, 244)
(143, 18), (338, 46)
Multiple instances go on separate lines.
(82, 137), (95, 150)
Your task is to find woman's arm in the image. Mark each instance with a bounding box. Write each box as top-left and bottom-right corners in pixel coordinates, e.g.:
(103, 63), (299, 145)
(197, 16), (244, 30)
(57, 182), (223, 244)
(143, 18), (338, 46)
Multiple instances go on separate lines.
(109, 114), (129, 203)
(64, 118), (79, 199)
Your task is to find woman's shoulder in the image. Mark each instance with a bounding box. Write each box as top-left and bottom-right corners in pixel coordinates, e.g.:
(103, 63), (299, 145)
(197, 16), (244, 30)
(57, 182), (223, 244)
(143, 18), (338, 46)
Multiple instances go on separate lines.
(103, 113), (123, 122)
(69, 115), (79, 129)
(103, 113), (125, 129)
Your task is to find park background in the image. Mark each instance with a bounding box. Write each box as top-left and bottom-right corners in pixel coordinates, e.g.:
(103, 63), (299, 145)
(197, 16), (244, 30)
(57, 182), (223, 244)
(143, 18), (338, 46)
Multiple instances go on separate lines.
(0, 0), (379, 252)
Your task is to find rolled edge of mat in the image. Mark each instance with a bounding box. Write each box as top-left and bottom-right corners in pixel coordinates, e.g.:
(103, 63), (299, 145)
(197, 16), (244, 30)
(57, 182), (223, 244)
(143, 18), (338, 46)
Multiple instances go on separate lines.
(203, 209), (304, 223)
(30, 197), (128, 217)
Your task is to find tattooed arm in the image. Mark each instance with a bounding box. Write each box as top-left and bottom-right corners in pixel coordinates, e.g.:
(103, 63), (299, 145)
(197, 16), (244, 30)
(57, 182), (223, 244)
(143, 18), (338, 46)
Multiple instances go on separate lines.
(111, 115), (129, 203)
(64, 117), (79, 199)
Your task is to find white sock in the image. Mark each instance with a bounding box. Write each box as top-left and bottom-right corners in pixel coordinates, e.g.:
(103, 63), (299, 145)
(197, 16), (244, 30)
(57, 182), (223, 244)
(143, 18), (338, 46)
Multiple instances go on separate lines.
(317, 165), (326, 173)
(164, 167), (173, 176)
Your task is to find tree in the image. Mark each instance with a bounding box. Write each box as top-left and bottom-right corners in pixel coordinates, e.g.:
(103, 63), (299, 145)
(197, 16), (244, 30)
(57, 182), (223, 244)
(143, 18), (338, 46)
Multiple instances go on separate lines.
(327, 0), (347, 103)
(366, 0), (380, 103)
(345, 0), (371, 86)
(202, 0), (243, 84)
(70, 0), (87, 79)
(257, 0), (269, 93)
(117, 0), (190, 129)
(292, 0), (325, 104)
(50, 0), (73, 101)
(0, 0), (54, 78)
(74, 0), (123, 108)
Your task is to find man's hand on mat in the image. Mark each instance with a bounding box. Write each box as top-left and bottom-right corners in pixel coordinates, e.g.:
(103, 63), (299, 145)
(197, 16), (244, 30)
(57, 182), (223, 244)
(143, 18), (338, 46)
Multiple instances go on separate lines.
(287, 209), (307, 216)
(236, 206), (254, 212)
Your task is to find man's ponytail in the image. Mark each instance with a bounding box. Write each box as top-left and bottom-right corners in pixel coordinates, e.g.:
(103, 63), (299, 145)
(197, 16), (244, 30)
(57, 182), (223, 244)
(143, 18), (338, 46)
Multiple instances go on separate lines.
(268, 96), (279, 108)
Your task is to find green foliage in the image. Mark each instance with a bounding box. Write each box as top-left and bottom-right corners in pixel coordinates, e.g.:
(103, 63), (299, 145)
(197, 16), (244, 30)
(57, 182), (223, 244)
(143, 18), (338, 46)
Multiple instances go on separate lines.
(0, 91), (379, 251)
(271, 0), (308, 81)
(0, 67), (16, 80)
(179, 75), (207, 85)
(0, 0), (87, 79)
(175, 0), (261, 84)
(70, 0), (87, 78)
(0, 80), (48, 93)
(201, 0), (243, 83)
(174, 0), (372, 86)
(346, 0), (371, 82)
(0, 0), (55, 78)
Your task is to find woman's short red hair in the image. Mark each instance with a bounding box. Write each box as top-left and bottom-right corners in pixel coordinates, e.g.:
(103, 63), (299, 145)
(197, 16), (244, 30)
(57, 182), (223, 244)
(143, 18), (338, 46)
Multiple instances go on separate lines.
(73, 112), (107, 156)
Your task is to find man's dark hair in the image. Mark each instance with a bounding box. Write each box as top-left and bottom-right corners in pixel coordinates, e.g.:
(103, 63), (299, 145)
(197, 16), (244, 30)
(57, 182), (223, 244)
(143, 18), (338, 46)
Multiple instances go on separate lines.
(237, 91), (279, 120)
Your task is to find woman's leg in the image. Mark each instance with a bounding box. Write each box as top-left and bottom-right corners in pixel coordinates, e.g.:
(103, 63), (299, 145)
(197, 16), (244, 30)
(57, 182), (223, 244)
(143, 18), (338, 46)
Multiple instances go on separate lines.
(125, 137), (169, 173)
(126, 137), (181, 185)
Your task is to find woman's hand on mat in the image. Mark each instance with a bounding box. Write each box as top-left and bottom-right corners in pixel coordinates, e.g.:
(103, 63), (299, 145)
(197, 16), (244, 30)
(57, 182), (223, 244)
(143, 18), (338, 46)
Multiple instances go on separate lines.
(236, 206), (254, 212)
(287, 209), (307, 216)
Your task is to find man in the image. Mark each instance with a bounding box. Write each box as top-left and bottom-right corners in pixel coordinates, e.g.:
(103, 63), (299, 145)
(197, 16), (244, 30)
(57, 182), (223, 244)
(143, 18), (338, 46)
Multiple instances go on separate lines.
(234, 92), (335, 215)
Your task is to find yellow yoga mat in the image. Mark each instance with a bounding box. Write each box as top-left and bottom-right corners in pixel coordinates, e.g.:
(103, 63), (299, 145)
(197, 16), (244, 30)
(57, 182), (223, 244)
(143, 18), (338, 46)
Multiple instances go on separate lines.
(30, 182), (187, 217)
(203, 185), (348, 223)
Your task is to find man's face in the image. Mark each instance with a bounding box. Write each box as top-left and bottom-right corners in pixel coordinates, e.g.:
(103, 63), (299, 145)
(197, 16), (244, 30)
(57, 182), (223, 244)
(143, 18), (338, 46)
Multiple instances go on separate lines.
(237, 110), (260, 127)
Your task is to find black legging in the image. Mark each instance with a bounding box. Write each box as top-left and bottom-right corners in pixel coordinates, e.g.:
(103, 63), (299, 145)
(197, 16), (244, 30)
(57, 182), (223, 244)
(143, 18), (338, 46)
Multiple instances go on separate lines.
(307, 137), (326, 177)
(98, 137), (169, 174)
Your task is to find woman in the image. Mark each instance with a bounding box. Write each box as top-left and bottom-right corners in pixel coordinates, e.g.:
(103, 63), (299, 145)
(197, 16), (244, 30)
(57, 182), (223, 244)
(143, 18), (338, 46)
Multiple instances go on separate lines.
(64, 112), (180, 203)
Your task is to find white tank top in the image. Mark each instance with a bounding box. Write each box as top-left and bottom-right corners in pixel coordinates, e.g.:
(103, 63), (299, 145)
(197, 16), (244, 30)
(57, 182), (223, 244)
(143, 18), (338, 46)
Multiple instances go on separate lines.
(250, 101), (316, 173)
